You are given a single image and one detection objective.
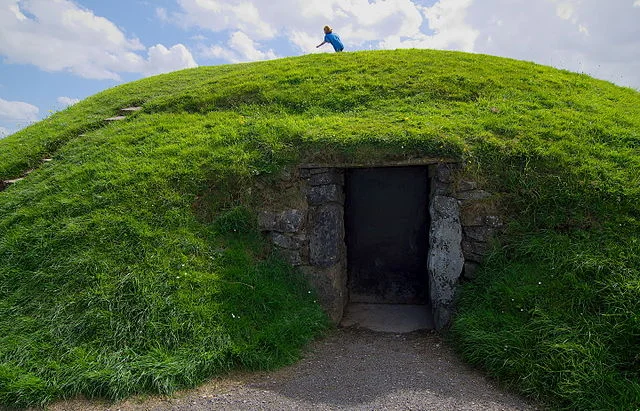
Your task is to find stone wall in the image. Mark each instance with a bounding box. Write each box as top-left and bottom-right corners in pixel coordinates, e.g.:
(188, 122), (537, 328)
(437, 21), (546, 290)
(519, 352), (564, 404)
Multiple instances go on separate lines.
(428, 163), (502, 328)
(258, 162), (502, 329)
(258, 168), (347, 323)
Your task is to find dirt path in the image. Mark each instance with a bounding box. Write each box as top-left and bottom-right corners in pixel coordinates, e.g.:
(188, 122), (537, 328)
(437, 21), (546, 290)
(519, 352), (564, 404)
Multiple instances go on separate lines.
(48, 328), (536, 411)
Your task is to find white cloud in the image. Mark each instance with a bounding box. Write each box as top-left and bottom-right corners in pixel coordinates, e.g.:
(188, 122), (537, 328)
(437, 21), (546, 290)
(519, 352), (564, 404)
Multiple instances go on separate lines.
(0, 97), (39, 122)
(57, 96), (80, 107)
(381, 0), (478, 52)
(0, 0), (198, 80)
(555, 2), (576, 20)
(203, 31), (277, 63)
(114, 0), (640, 90)
(174, 0), (273, 40)
(174, 0), (448, 60)
(156, 7), (168, 21)
(467, 0), (640, 89)
(144, 44), (198, 75)
(0, 126), (9, 138)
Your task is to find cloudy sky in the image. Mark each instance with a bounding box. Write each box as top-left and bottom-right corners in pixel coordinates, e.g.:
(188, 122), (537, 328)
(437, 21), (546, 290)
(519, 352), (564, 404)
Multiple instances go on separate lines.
(1, 0), (639, 137)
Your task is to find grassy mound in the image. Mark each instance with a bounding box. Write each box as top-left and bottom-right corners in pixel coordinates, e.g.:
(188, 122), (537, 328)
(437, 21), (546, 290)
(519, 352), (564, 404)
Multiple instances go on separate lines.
(0, 49), (639, 408)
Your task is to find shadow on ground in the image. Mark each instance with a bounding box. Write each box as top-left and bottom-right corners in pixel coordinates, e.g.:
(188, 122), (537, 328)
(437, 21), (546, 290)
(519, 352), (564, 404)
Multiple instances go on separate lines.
(47, 328), (536, 410)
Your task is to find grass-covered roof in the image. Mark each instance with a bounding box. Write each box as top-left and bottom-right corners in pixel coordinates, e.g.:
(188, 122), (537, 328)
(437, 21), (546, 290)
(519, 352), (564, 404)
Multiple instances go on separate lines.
(0, 49), (638, 409)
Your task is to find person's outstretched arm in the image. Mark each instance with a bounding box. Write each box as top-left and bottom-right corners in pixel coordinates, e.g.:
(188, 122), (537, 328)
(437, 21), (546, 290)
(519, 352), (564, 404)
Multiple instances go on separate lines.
(316, 41), (327, 48)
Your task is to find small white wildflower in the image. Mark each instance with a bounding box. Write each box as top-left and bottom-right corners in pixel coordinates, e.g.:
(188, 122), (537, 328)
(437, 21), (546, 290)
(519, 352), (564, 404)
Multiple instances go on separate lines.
(538, 282), (542, 285)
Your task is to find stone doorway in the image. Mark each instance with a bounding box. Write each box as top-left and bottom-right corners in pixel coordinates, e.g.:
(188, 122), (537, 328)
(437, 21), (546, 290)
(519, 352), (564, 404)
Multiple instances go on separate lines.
(345, 167), (430, 304)
(258, 161), (501, 330)
(343, 166), (433, 332)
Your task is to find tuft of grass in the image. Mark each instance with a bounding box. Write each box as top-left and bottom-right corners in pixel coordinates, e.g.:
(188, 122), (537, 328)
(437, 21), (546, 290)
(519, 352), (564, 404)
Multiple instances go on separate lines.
(0, 49), (639, 408)
(451, 230), (640, 409)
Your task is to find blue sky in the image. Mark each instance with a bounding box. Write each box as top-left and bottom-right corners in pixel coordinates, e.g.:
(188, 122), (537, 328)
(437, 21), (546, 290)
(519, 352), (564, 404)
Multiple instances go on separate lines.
(1, 0), (639, 138)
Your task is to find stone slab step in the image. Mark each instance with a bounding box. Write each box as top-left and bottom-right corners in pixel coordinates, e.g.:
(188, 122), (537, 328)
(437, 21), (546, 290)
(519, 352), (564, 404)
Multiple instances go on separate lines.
(104, 116), (126, 122)
(340, 303), (434, 333)
(120, 106), (142, 114)
(1, 177), (24, 191)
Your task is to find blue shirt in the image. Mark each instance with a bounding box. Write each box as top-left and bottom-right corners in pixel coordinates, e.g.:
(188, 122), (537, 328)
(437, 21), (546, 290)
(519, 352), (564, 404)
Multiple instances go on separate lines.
(324, 32), (344, 52)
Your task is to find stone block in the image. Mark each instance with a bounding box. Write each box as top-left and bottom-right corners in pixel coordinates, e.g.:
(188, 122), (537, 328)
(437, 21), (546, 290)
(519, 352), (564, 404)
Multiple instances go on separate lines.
(457, 180), (478, 192)
(485, 215), (503, 228)
(464, 251), (484, 263)
(300, 263), (347, 324)
(279, 168), (294, 182)
(299, 168), (311, 178)
(463, 261), (480, 280)
(464, 226), (495, 242)
(258, 209), (305, 233)
(270, 232), (305, 250)
(432, 180), (452, 196)
(427, 195), (464, 330)
(455, 189), (492, 201)
(307, 184), (344, 205)
(436, 163), (455, 184)
(462, 240), (491, 260)
(460, 201), (498, 227)
(309, 170), (344, 186)
(279, 249), (304, 266)
(310, 167), (330, 174)
(309, 204), (344, 267)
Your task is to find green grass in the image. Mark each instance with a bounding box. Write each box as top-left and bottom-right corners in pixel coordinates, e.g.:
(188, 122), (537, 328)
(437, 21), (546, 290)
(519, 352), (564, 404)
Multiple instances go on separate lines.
(0, 49), (639, 408)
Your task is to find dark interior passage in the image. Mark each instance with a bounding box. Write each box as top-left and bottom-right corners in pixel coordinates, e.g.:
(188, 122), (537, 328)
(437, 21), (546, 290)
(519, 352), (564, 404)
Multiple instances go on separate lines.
(345, 167), (430, 304)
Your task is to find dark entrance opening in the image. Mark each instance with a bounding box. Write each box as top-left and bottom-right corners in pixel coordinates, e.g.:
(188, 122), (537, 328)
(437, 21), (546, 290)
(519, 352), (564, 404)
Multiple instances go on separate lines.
(345, 167), (430, 305)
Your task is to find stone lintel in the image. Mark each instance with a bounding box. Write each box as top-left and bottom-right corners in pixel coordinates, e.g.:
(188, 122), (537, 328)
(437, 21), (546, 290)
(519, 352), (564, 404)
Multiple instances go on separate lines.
(299, 158), (456, 169)
(309, 171), (344, 186)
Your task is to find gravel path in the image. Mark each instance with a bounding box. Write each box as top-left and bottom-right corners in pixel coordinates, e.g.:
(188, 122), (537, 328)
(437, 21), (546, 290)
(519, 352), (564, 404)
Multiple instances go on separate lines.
(48, 328), (536, 411)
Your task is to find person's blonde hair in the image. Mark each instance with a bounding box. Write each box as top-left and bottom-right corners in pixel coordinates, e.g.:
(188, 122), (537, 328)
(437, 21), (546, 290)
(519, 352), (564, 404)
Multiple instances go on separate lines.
(323, 25), (333, 33)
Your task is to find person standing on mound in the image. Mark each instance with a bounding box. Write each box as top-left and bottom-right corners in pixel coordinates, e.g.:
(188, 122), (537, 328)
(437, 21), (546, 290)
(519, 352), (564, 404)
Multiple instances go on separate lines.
(316, 25), (344, 52)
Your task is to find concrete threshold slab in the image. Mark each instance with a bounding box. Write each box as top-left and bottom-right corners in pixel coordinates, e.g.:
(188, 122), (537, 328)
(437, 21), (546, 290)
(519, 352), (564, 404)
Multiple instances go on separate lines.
(340, 303), (434, 333)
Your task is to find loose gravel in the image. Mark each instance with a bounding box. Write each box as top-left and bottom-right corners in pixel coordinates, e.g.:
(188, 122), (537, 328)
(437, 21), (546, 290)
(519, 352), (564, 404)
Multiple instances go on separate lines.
(47, 328), (537, 411)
